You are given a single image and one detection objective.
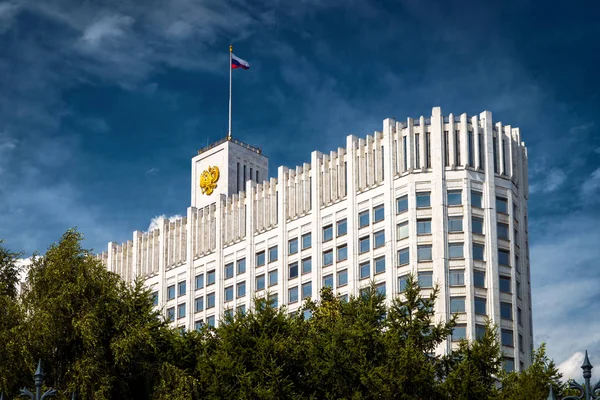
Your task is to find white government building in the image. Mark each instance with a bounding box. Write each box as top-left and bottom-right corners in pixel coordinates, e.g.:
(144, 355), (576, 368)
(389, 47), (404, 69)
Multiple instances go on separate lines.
(97, 106), (532, 371)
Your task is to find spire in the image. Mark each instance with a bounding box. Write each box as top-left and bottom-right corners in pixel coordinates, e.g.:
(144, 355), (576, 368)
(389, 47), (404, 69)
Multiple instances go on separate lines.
(34, 359), (44, 381)
(582, 350), (593, 369)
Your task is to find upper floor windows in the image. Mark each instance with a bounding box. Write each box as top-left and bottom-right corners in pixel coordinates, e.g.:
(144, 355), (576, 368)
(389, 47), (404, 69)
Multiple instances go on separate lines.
(237, 258), (246, 274)
(167, 285), (176, 301)
(497, 223), (509, 240)
(302, 233), (312, 250)
(397, 221), (409, 239)
(224, 263), (234, 279)
(496, 197), (508, 214)
(178, 281), (186, 297)
(256, 251), (266, 267)
(397, 195), (408, 214)
(323, 225), (333, 242)
(289, 238), (298, 255)
(268, 246), (278, 263)
(373, 204), (385, 223)
(373, 230), (385, 248)
(416, 192), (431, 208)
(359, 210), (370, 228)
(471, 191), (483, 208)
(337, 219), (347, 236)
(498, 249), (511, 266)
(473, 243), (485, 261)
(472, 217), (484, 235)
(448, 216), (463, 233)
(195, 274), (204, 290)
(417, 245), (432, 262)
(447, 190), (462, 206)
(417, 219), (431, 235)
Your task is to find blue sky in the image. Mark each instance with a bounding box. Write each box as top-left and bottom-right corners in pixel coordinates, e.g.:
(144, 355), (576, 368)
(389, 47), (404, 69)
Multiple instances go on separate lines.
(1, 0), (599, 376)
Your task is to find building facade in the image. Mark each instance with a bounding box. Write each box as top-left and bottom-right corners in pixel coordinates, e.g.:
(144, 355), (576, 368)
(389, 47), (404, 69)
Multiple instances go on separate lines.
(97, 107), (532, 371)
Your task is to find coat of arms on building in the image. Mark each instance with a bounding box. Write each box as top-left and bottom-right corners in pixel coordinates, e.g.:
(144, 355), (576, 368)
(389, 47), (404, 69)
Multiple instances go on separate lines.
(200, 166), (220, 195)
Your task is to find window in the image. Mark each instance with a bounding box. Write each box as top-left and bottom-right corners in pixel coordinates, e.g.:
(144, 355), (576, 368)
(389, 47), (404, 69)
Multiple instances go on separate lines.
(337, 269), (348, 286)
(397, 195), (408, 213)
(373, 204), (385, 222)
(303, 309), (312, 320)
(178, 281), (187, 297)
(289, 286), (299, 303)
(374, 230), (385, 248)
(224, 285), (234, 302)
(514, 229), (519, 244)
(399, 274), (409, 292)
(167, 285), (176, 300)
(289, 238), (298, 254)
(496, 197), (508, 214)
(302, 257), (313, 274)
(473, 243), (485, 261)
(302, 233), (312, 249)
(256, 251), (266, 267)
(323, 274), (333, 288)
(448, 216), (463, 232)
(450, 297), (465, 313)
(359, 236), (370, 253)
(519, 334), (524, 353)
(206, 293), (215, 309)
(225, 263), (234, 279)
(237, 258), (246, 274)
(195, 296), (204, 312)
(447, 190), (462, 206)
(497, 223), (509, 240)
(475, 297), (487, 315)
(207, 270), (216, 286)
(472, 217), (484, 234)
(376, 282), (386, 296)
(337, 245), (348, 261)
(166, 307), (175, 322)
(322, 250), (333, 266)
(359, 261), (370, 279)
(417, 245), (432, 261)
(517, 280), (521, 299)
(359, 210), (370, 228)
(206, 315), (215, 327)
(501, 302), (512, 320)
(397, 221), (409, 239)
(473, 270), (486, 288)
(449, 270), (465, 286)
(375, 256), (386, 274)
(476, 324), (487, 340)
(518, 307), (522, 325)
(337, 219), (347, 236)
(499, 275), (511, 293)
(195, 320), (203, 331)
(498, 249), (510, 266)
(269, 246), (278, 263)
(269, 294), (278, 308)
(152, 291), (159, 306)
(237, 281), (246, 298)
(323, 225), (333, 242)
(471, 191), (483, 208)
(452, 324), (467, 341)
(501, 329), (514, 347)
(268, 270), (278, 287)
(398, 248), (410, 265)
(177, 303), (186, 319)
(449, 243), (464, 259)
(302, 282), (312, 299)
(418, 271), (433, 288)
(195, 274), (204, 290)
(417, 219), (432, 235)
(416, 192), (431, 208)
(256, 274), (265, 290)
(289, 262), (298, 279)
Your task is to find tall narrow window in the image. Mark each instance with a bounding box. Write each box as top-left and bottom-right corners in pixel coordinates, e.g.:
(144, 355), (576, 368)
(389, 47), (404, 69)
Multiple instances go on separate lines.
(468, 130), (474, 166)
(426, 132), (431, 168)
(250, 168), (253, 182)
(403, 136), (408, 171)
(381, 145), (385, 180)
(493, 137), (498, 173)
(478, 133), (484, 169)
(243, 165), (247, 182)
(454, 130), (460, 166)
(444, 131), (450, 167)
(415, 133), (420, 169)
(237, 162), (240, 192)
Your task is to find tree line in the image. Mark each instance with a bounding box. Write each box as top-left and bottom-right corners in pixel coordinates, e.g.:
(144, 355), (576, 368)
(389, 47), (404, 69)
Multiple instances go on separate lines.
(0, 229), (565, 399)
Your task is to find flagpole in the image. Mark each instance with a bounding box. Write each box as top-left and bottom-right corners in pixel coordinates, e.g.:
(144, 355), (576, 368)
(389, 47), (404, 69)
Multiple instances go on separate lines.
(228, 45), (233, 140)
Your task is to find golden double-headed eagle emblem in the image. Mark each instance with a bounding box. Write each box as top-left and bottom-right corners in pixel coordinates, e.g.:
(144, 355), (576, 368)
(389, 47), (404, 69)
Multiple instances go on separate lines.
(200, 166), (220, 195)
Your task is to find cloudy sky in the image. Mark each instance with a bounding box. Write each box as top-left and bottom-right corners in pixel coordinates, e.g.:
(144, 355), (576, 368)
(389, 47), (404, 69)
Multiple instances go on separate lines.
(1, 0), (599, 378)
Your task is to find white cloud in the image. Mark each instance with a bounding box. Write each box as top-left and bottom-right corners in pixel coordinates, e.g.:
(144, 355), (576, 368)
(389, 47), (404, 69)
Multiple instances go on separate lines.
(569, 122), (594, 135)
(558, 351), (585, 380)
(0, 1), (19, 33)
(81, 14), (134, 47)
(530, 168), (567, 194)
(581, 167), (600, 197)
(147, 214), (183, 232)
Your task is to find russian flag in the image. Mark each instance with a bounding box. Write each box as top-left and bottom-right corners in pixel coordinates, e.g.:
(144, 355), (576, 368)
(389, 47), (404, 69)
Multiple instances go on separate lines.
(231, 53), (250, 70)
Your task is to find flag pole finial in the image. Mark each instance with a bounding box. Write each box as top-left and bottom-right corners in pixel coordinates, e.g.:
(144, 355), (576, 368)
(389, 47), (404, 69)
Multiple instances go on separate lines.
(229, 45), (233, 52)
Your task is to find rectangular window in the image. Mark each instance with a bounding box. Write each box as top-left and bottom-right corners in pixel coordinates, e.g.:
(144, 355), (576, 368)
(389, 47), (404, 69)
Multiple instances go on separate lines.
(373, 230), (385, 248)
(302, 257), (313, 274)
(447, 190), (462, 206)
(195, 296), (204, 312)
(152, 291), (159, 306)
(373, 204), (385, 223)
(397, 195), (408, 213)
(397, 221), (409, 239)
(289, 286), (299, 303)
(177, 303), (186, 319)
(398, 248), (410, 265)
(237, 258), (246, 274)
(417, 245), (432, 261)
(517, 280), (521, 298)
(493, 137), (498, 173)
(418, 271), (433, 288)
(256, 251), (266, 267)
(501, 329), (514, 347)
(256, 170), (259, 182)
(473, 270), (486, 288)
(478, 132), (484, 169)
(237, 162), (240, 192)
(359, 236), (370, 254)
(337, 269), (348, 287)
(455, 130), (461, 165)
(269, 294), (278, 308)
(337, 245), (348, 261)
(323, 274), (333, 288)
(497, 223), (509, 240)
(499, 275), (511, 293)
(501, 302), (513, 320)
(496, 197), (508, 213)
(289, 238), (298, 254)
(403, 135), (408, 171)
(449, 270), (465, 286)
(167, 285), (176, 300)
(498, 249), (510, 266)
(167, 307), (175, 322)
(268, 270), (278, 287)
(452, 324), (466, 341)
(448, 216), (463, 232)
(195, 274), (204, 290)
(206, 292), (215, 309)
(224, 285), (234, 302)
(473, 243), (485, 261)
(359, 210), (370, 228)
(476, 324), (487, 340)
(225, 263), (234, 279)
(178, 281), (186, 297)
(417, 219), (432, 235)
(206, 315), (215, 327)
(416, 192), (431, 208)
(444, 131), (450, 167)
(323, 225), (333, 242)
(399, 274), (409, 292)
(322, 250), (333, 266)
(237, 281), (246, 298)
(468, 130), (474, 166)
(374, 256), (386, 274)
(519, 334), (524, 353)
(359, 261), (370, 279)
(302, 282), (312, 299)
(289, 262), (298, 279)
(268, 246), (278, 263)
(518, 307), (522, 325)
(426, 132), (431, 168)
(337, 219), (347, 236)
(376, 282), (386, 296)
(415, 132), (420, 168)
(450, 297), (466, 313)
(471, 191), (483, 208)
(472, 217), (484, 234)
(475, 297), (487, 315)
(449, 243), (464, 259)
(301, 233), (312, 249)
(256, 274), (265, 290)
